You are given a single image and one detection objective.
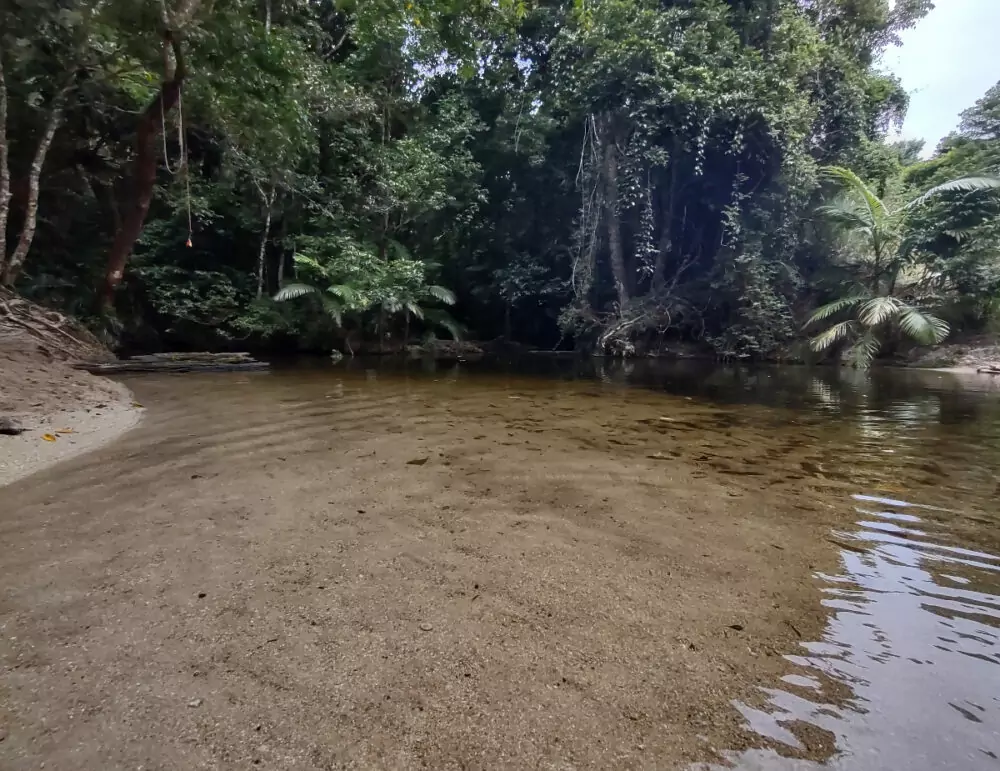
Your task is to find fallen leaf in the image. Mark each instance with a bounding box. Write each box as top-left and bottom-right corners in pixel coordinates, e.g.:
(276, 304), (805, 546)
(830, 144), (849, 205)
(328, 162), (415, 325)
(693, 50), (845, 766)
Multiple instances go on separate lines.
(132, 402), (143, 408)
(41, 433), (57, 442)
(55, 428), (75, 434)
(407, 457), (429, 466)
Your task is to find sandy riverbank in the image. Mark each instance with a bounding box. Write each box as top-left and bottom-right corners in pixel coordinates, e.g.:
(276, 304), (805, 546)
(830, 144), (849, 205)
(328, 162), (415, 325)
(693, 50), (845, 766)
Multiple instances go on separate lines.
(0, 335), (141, 487)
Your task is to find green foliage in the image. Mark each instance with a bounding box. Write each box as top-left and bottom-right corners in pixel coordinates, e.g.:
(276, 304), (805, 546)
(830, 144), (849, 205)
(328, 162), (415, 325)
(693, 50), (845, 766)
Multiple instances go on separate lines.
(274, 239), (460, 345)
(807, 158), (1000, 366)
(8, 0), (999, 364)
(806, 292), (949, 368)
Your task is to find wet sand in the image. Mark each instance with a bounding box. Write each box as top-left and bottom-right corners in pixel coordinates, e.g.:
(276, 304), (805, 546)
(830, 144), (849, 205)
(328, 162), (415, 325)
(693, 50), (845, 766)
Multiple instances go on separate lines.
(0, 369), (842, 770)
(0, 336), (140, 487)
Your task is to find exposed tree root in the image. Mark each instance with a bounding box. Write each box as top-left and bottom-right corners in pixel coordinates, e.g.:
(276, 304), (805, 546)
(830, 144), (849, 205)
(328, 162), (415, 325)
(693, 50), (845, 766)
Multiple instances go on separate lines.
(0, 288), (110, 362)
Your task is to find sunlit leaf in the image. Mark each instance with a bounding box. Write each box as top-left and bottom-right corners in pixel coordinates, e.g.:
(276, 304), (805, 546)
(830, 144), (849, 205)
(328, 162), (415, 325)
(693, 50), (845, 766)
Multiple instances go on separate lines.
(897, 305), (949, 345)
(425, 285), (456, 305)
(809, 320), (857, 352)
(805, 295), (867, 327)
(907, 176), (1000, 208)
(858, 296), (900, 327)
(274, 283), (319, 302)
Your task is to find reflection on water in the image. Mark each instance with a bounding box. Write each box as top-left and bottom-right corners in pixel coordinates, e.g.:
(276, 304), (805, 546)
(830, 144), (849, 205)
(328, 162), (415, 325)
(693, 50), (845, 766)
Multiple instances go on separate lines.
(304, 356), (1000, 769)
(703, 493), (1000, 770)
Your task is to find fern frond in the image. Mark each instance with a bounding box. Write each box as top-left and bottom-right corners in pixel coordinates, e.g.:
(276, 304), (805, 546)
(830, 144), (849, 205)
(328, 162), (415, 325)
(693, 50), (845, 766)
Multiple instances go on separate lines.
(320, 296), (344, 326)
(425, 284), (457, 305)
(405, 301), (425, 320)
(326, 283), (360, 304)
(274, 283), (319, 302)
(423, 308), (463, 340)
(291, 254), (326, 273)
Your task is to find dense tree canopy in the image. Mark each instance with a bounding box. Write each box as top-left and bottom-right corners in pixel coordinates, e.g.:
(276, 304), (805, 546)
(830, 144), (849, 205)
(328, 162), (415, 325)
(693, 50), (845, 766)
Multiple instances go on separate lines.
(1, 0), (998, 360)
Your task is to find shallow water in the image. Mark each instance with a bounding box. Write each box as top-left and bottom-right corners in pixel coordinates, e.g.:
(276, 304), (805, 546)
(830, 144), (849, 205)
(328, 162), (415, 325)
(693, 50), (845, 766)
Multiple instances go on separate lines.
(309, 356), (1000, 769)
(6, 355), (999, 768)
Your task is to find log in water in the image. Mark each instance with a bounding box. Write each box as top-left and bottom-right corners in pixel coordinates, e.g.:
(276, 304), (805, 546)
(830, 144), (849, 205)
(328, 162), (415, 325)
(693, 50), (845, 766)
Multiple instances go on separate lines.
(79, 351), (269, 374)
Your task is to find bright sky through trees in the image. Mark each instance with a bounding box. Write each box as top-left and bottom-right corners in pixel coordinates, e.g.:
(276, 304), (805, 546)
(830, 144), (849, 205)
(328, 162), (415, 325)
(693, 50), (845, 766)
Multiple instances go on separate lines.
(886, 0), (1000, 153)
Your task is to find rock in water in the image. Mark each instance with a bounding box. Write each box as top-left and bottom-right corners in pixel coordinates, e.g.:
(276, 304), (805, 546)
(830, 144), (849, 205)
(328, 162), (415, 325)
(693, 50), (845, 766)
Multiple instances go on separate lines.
(0, 417), (26, 436)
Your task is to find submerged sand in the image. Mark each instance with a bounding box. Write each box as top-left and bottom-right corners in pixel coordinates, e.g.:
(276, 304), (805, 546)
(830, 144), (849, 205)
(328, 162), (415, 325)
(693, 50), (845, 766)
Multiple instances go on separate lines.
(0, 368), (849, 770)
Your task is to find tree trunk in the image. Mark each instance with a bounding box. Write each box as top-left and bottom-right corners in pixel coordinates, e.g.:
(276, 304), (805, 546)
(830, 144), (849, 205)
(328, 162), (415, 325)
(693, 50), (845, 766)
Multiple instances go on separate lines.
(1, 76), (73, 287)
(99, 32), (187, 308)
(254, 183), (275, 299)
(602, 128), (628, 313)
(653, 139), (680, 289)
(0, 52), (10, 268)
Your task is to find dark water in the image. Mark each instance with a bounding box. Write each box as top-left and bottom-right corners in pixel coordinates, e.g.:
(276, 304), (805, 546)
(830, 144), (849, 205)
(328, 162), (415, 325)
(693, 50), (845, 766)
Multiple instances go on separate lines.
(292, 356), (1000, 769)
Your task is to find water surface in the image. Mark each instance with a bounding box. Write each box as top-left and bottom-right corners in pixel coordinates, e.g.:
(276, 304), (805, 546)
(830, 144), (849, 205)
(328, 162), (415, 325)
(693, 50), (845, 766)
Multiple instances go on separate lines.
(319, 357), (1000, 769)
(5, 355), (1000, 769)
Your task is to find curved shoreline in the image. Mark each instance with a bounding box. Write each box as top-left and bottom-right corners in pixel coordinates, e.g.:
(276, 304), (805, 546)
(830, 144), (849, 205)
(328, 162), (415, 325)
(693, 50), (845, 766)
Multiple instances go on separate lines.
(0, 378), (141, 488)
(0, 334), (143, 488)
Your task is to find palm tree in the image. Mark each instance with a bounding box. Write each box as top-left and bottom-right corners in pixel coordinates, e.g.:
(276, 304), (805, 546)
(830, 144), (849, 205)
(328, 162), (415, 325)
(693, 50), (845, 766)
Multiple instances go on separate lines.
(807, 166), (1000, 367)
(372, 283), (461, 349)
(274, 253), (461, 352)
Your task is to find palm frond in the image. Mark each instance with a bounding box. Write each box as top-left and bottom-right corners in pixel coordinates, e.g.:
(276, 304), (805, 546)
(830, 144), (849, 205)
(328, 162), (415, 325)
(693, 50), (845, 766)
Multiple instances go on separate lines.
(847, 331), (881, 369)
(274, 283), (319, 302)
(806, 295), (867, 327)
(821, 165), (886, 223)
(809, 320), (857, 352)
(326, 283), (359, 304)
(907, 175), (1000, 209)
(897, 305), (949, 345)
(425, 284), (457, 305)
(405, 301), (425, 320)
(319, 296), (344, 326)
(816, 197), (874, 231)
(423, 308), (463, 340)
(858, 296), (901, 327)
(291, 254), (326, 274)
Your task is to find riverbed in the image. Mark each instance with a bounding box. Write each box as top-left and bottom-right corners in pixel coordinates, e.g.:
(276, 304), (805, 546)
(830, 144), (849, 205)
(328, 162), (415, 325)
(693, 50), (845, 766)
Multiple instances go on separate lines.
(1, 358), (998, 769)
